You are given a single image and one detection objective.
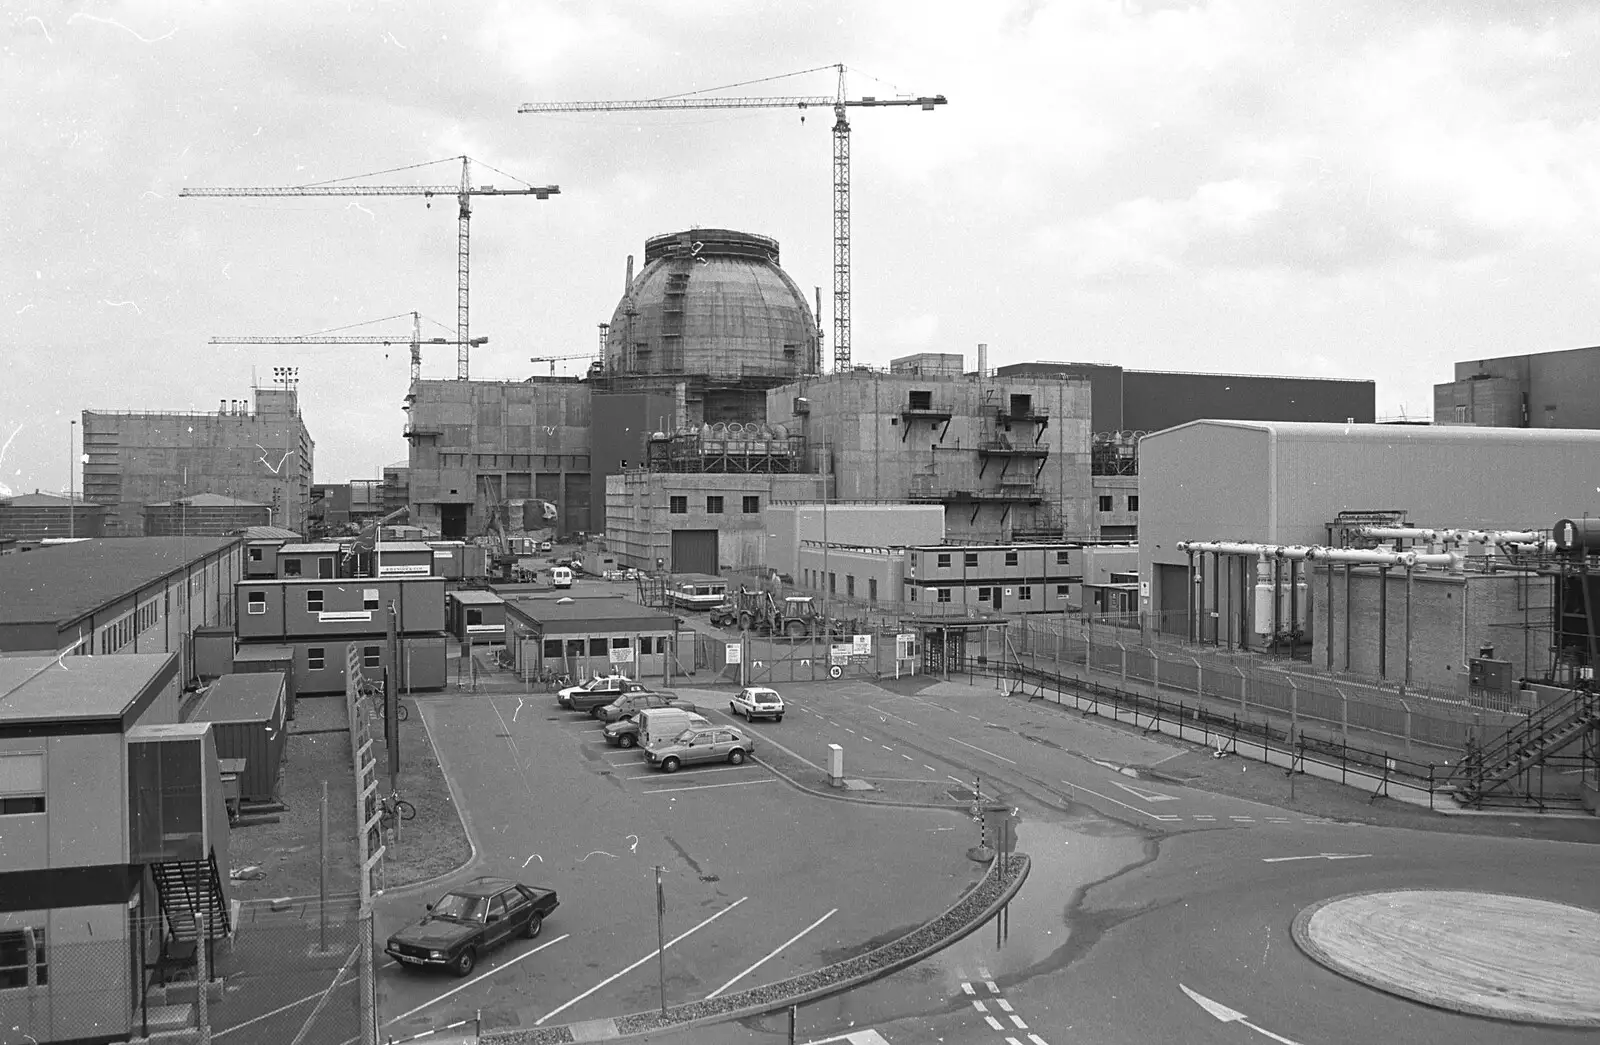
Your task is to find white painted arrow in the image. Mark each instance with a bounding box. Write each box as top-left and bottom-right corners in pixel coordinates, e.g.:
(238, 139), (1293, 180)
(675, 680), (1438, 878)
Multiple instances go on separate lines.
(1110, 779), (1180, 802)
(1180, 984), (1307, 1045)
(1260, 852), (1372, 863)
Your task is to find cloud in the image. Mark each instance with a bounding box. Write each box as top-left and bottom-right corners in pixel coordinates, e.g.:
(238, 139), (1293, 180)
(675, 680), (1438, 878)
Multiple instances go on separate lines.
(887, 313), (939, 347)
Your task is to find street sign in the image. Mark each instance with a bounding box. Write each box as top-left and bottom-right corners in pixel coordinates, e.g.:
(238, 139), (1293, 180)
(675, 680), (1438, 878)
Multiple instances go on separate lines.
(725, 643), (741, 665)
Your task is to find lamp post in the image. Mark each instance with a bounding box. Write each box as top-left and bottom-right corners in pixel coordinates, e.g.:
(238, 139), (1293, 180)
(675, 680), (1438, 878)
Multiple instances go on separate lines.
(68, 420), (76, 538)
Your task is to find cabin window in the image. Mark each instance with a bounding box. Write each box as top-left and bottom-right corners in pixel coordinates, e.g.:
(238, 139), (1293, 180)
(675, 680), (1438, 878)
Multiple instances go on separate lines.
(247, 591), (266, 615)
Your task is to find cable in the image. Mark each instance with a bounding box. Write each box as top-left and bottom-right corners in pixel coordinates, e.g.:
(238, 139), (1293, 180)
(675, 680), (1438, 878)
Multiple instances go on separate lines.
(657, 64), (837, 100)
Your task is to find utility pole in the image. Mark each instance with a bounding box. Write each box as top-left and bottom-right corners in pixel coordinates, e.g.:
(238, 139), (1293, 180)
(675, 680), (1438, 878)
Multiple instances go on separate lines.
(655, 866), (668, 1017)
(68, 420), (76, 539)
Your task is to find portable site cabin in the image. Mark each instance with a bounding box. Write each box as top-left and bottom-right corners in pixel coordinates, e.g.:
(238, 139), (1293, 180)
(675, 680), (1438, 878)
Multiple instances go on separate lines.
(231, 643), (297, 719)
(447, 589), (507, 642)
(193, 623), (235, 681)
(184, 672), (287, 802)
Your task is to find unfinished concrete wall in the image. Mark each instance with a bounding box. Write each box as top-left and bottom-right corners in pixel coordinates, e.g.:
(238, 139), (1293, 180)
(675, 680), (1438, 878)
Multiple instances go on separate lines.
(605, 471), (828, 572)
(767, 372), (1094, 542)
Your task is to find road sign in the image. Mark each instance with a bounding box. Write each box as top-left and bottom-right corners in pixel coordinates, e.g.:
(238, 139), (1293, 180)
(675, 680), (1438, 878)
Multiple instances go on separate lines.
(725, 643), (741, 665)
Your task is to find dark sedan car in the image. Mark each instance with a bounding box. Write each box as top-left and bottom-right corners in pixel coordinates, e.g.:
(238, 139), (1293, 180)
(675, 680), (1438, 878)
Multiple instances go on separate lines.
(385, 876), (558, 977)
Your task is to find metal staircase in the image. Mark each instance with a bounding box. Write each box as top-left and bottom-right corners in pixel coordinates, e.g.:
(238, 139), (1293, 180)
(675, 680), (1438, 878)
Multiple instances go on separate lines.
(151, 850), (232, 944)
(1451, 684), (1600, 807)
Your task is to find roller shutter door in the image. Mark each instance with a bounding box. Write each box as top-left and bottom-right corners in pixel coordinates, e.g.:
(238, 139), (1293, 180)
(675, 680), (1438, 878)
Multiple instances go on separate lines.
(671, 529), (718, 575)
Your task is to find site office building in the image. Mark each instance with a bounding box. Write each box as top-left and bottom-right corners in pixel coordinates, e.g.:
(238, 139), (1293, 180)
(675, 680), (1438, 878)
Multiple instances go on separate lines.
(234, 567), (448, 695)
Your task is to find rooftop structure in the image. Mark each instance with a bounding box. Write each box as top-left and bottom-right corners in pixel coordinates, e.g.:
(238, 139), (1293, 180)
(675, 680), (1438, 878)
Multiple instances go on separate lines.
(0, 652), (179, 729)
(0, 490), (105, 540)
(1434, 344), (1600, 429)
(143, 492), (272, 536)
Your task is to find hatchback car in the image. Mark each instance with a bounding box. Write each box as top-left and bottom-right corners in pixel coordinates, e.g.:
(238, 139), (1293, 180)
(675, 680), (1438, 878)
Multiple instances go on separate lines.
(646, 725), (755, 772)
(730, 686), (785, 722)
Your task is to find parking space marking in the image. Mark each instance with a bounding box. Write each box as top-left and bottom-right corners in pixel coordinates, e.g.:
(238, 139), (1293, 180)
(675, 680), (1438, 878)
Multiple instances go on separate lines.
(949, 736), (1018, 765)
(619, 764), (755, 780)
(214, 974), (355, 1038)
(388, 934), (569, 1027)
(984, 1015), (1005, 1030)
(642, 778), (780, 795)
(705, 907), (838, 999)
(536, 901), (746, 1025)
(881, 744), (894, 751)
(973, 999), (990, 1012)
(901, 754), (913, 760)
(925, 765), (939, 773)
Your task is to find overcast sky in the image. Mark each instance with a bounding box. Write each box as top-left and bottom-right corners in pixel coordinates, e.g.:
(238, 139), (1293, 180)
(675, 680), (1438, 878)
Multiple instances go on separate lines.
(5, 0), (1598, 495)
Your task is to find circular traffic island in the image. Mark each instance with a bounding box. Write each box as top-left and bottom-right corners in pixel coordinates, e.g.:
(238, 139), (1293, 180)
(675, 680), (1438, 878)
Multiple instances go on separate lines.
(1292, 890), (1600, 1027)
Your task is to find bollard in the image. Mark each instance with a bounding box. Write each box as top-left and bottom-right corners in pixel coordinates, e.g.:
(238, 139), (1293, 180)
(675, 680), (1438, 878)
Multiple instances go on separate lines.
(827, 743), (844, 788)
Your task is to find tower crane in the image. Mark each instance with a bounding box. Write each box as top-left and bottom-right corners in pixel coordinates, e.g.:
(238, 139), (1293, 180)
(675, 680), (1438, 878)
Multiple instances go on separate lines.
(529, 353), (599, 377)
(519, 64), (944, 373)
(210, 313), (486, 383)
(180, 156), (558, 380)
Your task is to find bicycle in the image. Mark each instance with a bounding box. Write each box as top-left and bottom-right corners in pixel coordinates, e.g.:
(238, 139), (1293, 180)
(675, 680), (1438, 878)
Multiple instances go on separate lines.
(368, 790), (417, 854)
(357, 677), (407, 720)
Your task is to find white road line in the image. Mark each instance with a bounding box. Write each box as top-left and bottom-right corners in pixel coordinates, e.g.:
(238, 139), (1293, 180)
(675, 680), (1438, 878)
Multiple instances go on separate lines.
(536, 902), (745, 1025)
(1063, 780), (1183, 822)
(985, 1015), (1004, 1030)
(707, 908), (839, 999)
(998, 999), (1014, 1012)
(882, 744), (894, 751)
(642, 778), (780, 794)
(828, 721), (841, 727)
(1193, 815), (1216, 821)
(1266, 818), (1291, 823)
(1007, 1038), (1024, 1045)
(961, 982), (976, 995)
(925, 765), (939, 773)
(619, 764), (752, 779)
(1229, 816), (1255, 821)
(949, 736), (1018, 765)
(388, 934), (569, 1026)
(901, 754), (913, 760)
(985, 980), (999, 993)
(1009, 1014), (1029, 1029)
(973, 999), (989, 1012)
(977, 965), (992, 979)
(861, 736), (874, 743)
(1029, 1035), (1051, 1045)
(214, 975), (355, 1038)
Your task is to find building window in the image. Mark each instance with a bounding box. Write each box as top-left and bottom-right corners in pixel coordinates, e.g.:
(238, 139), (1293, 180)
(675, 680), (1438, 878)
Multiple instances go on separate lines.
(909, 586), (918, 602)
(307, 589), (324, 612)
(466, 608), (483, 626)
(1098, 495), (1113, 512)
(0, 753), (45, 817)
(247, 591), (266, 615)
(908, 389), (933, 410)
(590, 637), (608, 656)
(1019, 585), (1033, 601)
(612, 637), (630, 649)
(543, 639), (562, 658)
(978, 587), (992, 601)
(846, 575), (855, 597)
(706, 496), (724, 514)
(937, 553), (951, 569)
(669, 496), (688, 515)
(742, 495), (760, 514)
(1005, 550), (1019, 567)
(0, 928), (47, 987)
(868, 579), (877, 603)
(829, 573), (836, 594)
(308, 648), (325, 671)
(965, 551), (978, 568)
(364, 589), (380, 610)
(1128, 495), (1139, 512)
(249, 547), (263, 563)
(936, 588), (952, 603)
(1057, 584), (1071, 598)
(1055, 550), (1070, 565)
(362, 646), (381, 669)
(282, 558), (303, 576)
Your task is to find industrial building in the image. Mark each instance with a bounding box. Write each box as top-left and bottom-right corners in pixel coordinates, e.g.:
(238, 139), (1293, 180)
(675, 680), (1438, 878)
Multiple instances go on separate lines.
(1139, 421), (1600, 690)
(83, 385), (315, 536)
(0, 537), (244, 685)
(1434, 344), (1600, 429)
(309, 478), (386, 534)
(503, 594), (680, 681)
(142, 493), (271, 536)
(0, 492), (105, 541)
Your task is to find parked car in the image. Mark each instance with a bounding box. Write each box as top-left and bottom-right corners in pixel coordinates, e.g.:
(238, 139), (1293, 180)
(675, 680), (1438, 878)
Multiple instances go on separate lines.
(604, 710), (710, 748)
(557, 674), (648, 711)
(539, 540), (553, 552)
(646, 724), (756, 773)
(385, 876), (558, 977)
(730, 686), (785, 722)
(596, 690), (689, 722)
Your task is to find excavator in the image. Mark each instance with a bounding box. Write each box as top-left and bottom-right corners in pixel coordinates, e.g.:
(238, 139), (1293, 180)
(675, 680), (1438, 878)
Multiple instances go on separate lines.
(711, 578), (857, 639)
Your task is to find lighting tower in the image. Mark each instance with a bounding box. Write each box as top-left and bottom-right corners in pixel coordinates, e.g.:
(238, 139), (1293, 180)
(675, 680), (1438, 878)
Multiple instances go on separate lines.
(519, 65), (945, 372)
(181, 157), (558, 379)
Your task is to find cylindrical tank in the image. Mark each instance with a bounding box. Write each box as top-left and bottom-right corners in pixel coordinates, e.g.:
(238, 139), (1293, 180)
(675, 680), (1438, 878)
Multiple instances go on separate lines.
(1554, 518), (1600, 554)
(1252, 556), (1274, 635)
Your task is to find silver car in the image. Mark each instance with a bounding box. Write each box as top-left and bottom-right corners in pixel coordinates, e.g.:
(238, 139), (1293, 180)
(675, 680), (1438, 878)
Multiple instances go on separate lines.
(645, 725), (755, 773)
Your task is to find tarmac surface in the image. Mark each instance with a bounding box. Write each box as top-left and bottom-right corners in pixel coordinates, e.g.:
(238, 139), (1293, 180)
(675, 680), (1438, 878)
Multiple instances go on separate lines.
(1293, 889), (1600, 1027)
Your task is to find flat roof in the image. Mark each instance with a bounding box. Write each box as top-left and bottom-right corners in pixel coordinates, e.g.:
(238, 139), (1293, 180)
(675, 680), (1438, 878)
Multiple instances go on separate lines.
(670, 574), (726, 585)
(279, 543), (341, 554)
(1148, 419), (1600, 445)
(0, 536), (240, 627)
(188, 673), (284, 722)
(0, 653), (177, 727)
(506, 597), (677, 629)
(378, 541), (434, 553)
(243, 526), (302, 541)
(448, 590), (505, 605)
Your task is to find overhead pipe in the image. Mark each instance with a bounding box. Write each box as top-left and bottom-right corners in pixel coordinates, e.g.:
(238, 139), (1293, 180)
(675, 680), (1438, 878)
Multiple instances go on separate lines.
(1352, 525), (1546, 547)
(1177, 540), (1459, 569)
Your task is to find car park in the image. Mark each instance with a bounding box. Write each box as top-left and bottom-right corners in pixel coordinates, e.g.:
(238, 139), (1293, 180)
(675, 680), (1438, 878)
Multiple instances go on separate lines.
(730, 686), (785, 722)
(604, 710), (710, 748)
(595, 690), (689, 723)
(385, 876), (559, 977)
(557, 674), (649, 712)
(645, 724), (756, 772)
(634, 706), (711, 749)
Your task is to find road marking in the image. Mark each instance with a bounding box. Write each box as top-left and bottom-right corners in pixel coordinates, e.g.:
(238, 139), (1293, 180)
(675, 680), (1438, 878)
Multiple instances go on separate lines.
(1193, 815), (1216, 821)
(619, 763), (753, 779)
(925, 764), (938, 772)
(1229, 816), (1255, 822)
(861, 736), (874, 743)
(1109, 780), (1180, 802)
(388, 934), (569, 1026)
(973, 1000), (989, 1013)
(802, 1032), (893, 1045)
(537, 902), (745, 1024)
(978, 965), (992, 978)
(1063, 780), (1183, 822)
(997, 999), (1014, 1012)
(706, 908), (838, 998)
(949, 736), (1018, 765)
(828, 721), (841, 727)
(901, 754), (913, 760)
(1009, 1014), (1029, 1029)
(984, 1015), (1005, 1030)
(1261, 853), (1372, 863)
(882, 744), (894, 751)
(1029, 1036), (1050, 1045)
(1266, 817), (1291, 823)
(985, 980), (999, 994)
(961, 982), (975, 995)
(1180, 983), (1307, 1044)
(642, 778), (780, 794)
(214, 975), (355, 1038)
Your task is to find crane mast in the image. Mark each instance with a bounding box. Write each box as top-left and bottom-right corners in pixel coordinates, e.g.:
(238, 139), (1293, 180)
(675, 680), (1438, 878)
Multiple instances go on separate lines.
(519, 65), (944, 372)
(181, 157), (558, 379)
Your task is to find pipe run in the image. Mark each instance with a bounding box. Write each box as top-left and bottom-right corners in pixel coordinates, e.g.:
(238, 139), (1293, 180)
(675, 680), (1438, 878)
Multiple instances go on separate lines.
(1351, 526), (1545, 546)
(1176, 539), (1459, 570)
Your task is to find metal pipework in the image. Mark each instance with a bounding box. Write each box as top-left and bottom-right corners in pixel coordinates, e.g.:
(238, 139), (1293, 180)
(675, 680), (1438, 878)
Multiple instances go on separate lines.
(1178, 539), (1458, 569)
(1352, 526), (1544, 546)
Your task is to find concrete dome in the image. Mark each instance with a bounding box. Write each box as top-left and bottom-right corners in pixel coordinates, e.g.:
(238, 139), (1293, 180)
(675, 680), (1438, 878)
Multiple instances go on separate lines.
(608, 229), (821, 381)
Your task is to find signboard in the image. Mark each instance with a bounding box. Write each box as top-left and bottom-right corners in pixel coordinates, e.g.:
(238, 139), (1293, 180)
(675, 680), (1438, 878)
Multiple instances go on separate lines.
(852, 634), (873, 656)
(725, 643), (742, 665)
(830, 644), (852, 666)
(466, 623), (502, 634)
(1140, 580), (1151, 599)
(896, 633), (916, 659)
(320, 610), (375, 623)
(610, 646), (635, 664)
(378, 564), (431, 577)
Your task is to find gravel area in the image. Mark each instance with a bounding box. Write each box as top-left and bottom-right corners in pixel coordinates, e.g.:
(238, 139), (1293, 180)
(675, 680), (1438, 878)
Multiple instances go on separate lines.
(481, 852), (1031, 1045)
(372, 695), (475, 889)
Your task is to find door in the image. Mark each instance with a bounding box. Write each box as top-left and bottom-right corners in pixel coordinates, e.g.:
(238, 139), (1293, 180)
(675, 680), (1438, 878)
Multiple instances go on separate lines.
(441, 504), (468, 540)
(993, 587), (1004, 611)
(484, 895), (512, 948)
(670, 529), (719, 575)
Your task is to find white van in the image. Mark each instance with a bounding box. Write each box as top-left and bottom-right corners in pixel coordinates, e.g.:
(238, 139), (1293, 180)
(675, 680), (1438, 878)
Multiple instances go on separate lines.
(636, 707), (706, 750)
(550, 566), (573, 589)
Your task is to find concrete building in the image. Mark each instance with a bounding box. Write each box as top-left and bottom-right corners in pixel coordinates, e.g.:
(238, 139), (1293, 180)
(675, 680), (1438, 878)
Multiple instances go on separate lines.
(143, 493), (271, 537)
(83, 386), (315, 537)
(382, 461), (410, 517)
(0, 492), (105, 541)
(0, 537), (243, 685)
(606, 471), (828, 574)
(767, 503), (946, 582)
(1434, 345), (1600, 429)
(0, 652), (233, 1045)
(1139, 421), (1600, 655)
